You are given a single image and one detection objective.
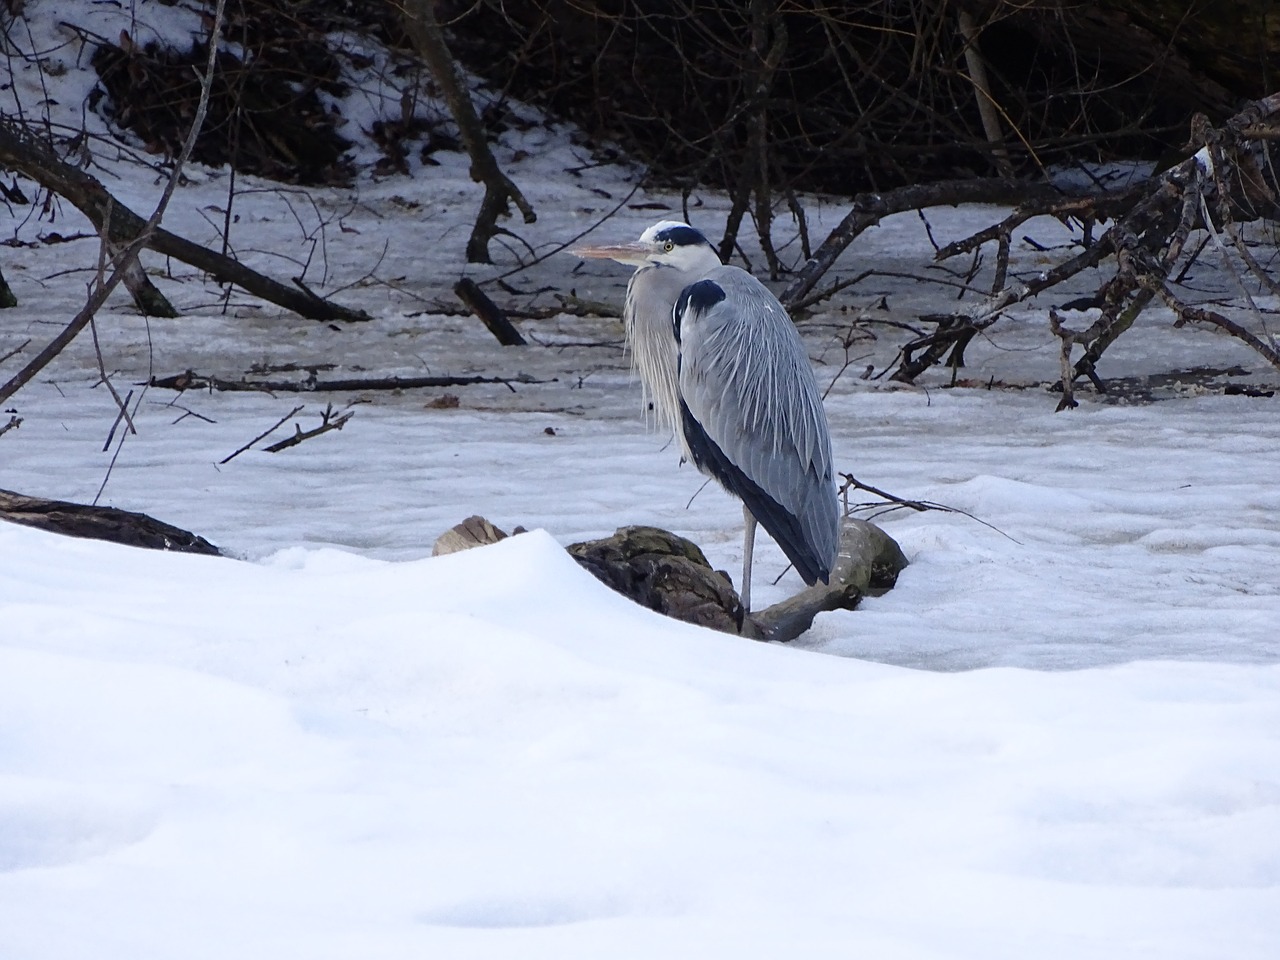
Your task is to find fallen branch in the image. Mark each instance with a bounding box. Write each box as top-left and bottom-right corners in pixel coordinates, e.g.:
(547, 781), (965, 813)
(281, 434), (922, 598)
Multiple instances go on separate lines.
(932, 189), (1142, 263)
(746, 518), (908, 642)
(263, 403), (354, 452)
(0, 122), (370, 324)
(816, 94), (1280, 394)
(455, 277), (527, 345)
(150, 370), (552, 393)
(1157, 286), (1280, 370)
(220, 403), (305, 463)
(402, 291), (619, 320)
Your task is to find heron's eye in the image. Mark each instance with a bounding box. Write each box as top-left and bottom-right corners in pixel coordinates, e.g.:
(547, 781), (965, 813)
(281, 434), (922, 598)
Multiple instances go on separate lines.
(663, 240), (675, 252)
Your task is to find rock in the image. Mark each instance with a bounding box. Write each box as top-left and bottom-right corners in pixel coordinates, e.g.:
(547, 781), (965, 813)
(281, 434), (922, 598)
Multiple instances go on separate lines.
(432, 515), (510, 557)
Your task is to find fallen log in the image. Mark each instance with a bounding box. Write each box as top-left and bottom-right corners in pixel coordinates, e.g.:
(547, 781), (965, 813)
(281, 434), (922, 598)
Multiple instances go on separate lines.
(149, 370), (550, 392)
(434, 515), (909, 641)
(0, 488), (220, 555)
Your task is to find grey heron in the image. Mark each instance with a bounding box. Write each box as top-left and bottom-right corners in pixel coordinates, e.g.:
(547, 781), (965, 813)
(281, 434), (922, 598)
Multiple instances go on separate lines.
(573, 220), (839, 612)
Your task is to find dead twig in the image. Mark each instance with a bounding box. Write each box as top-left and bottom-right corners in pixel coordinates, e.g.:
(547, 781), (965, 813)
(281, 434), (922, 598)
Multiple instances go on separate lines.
(0, 339), (30, 366)
(166, 403), (217, 425)
(220, 404), (305, 464)
(840, 474), (1021, 543)
(263, 403), (354, 452)
(0, 414), (21, 438)
(1155, 284), (1280, 370)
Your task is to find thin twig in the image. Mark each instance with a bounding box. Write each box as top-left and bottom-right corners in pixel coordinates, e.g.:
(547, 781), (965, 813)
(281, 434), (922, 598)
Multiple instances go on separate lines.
(0, 414), (21, 438)
(263, 404), (354, 452)
(92, 387), (143, 506)
(0, 339), (30, 366)
(167, 403), (217, 425)
(101, 387), (134, 453)
(839, 474), (1021, 543)
(220, 404), (305, 464)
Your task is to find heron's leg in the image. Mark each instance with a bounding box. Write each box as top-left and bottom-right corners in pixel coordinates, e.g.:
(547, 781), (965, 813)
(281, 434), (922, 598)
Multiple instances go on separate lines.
(741, 505), (757, 613)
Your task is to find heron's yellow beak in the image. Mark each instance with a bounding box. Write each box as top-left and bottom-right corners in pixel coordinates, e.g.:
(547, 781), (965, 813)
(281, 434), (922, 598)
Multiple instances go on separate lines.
(570, 241), (653, 267)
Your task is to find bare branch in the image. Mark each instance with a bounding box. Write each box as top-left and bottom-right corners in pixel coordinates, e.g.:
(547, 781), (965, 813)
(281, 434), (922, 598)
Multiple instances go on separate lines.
(1155, 285), (1280, 371)
(262, 403), (354, 452)
(781, 178), (1072, 309)
(220, 404), (306, 464)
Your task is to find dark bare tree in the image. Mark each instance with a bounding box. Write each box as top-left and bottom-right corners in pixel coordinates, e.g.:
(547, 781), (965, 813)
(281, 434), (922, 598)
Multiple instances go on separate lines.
(398, 0), (535, 263)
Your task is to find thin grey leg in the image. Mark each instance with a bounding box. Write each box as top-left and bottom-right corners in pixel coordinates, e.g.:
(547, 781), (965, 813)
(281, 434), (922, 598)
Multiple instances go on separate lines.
(741, 505), (757, 613)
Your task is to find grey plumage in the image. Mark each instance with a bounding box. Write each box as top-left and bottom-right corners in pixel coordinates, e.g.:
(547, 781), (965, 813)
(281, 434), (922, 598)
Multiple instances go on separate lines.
(675, 267), (838, 586)
(621, 251), (694, 447)
(572, 220), (839, 609)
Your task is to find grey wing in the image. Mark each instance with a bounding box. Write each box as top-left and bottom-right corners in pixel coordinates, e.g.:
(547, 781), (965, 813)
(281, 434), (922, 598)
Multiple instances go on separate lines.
(675, 268), (839, 584)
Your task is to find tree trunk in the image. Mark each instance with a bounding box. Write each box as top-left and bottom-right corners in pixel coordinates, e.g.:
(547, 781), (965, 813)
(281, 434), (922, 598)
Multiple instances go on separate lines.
(0, 263), (16, 308)
(398, 0), (535, 263)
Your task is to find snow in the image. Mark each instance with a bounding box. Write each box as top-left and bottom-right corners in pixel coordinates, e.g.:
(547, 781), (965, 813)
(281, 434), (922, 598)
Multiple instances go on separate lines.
(4, 524), (1279, 959)
(2, 3), (1280, 957)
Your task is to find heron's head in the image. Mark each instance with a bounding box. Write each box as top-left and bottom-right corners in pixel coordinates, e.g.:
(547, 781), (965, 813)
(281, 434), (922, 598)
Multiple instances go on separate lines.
(572, 220), (720, 272)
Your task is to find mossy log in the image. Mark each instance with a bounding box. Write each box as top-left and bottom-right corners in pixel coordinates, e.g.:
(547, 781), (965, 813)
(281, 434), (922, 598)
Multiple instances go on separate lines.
(434, 515), (909, 642)
(567, 525), (747, 635)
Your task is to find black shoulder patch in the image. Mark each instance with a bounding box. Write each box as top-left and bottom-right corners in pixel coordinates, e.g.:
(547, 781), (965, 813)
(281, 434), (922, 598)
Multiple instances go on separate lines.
(673, 279), (726, 343)
(679, 400), (831, 586)
(654, 224), (710, 248)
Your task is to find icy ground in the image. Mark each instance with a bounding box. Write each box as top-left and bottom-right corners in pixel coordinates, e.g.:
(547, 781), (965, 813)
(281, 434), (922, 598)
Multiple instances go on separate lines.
(3, 5), (1280, 958)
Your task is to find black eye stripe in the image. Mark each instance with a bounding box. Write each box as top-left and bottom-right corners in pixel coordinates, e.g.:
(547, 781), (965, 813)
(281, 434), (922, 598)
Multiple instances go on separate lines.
(654, 225), (708, 247)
